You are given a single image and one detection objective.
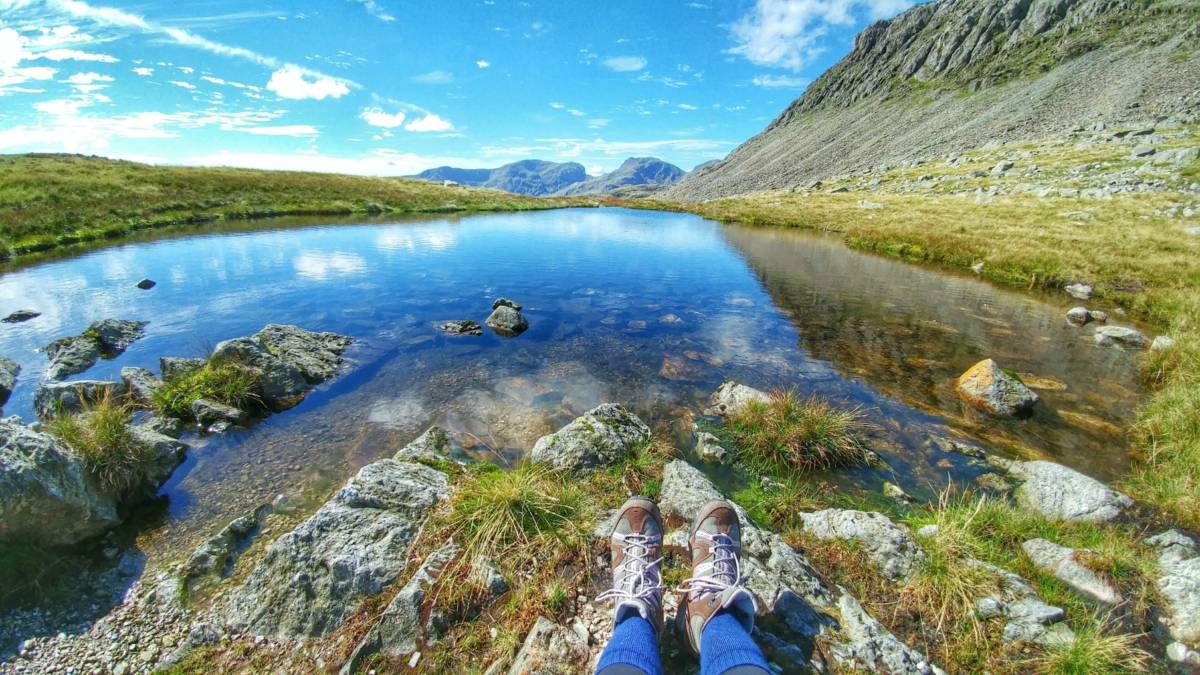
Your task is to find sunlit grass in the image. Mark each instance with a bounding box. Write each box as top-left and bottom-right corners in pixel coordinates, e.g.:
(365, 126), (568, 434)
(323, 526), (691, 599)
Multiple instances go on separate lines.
(150, 355), (262, 420)
(726, 390), (872, 476)
(1032, 620), (1150, 674)
(46, 391), (157, 497)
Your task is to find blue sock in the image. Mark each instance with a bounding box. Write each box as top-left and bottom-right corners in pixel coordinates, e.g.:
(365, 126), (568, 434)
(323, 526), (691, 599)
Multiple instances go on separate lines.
(595, 614), (662, 675)
(700, 611), (771, 675)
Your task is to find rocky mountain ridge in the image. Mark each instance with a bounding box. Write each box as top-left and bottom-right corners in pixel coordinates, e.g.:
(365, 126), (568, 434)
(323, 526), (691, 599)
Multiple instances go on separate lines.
(667, 0), (1200, 201)
(411, 157), (685, 196)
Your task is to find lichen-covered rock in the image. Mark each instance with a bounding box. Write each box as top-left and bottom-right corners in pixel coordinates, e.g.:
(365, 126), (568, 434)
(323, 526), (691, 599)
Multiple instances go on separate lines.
(1094, 325), (1149, 348)
(530, 403), (650, 472)
(160, 356), (205, 381)
(254, 323), (353, 383)
(705, 380), (770, 416)
(90, 319), (148, 353)
(1145, 530), (1200, 646)
(394, 426), (457, 463)
(831, 592), (943, 675)
(33, 379), (126, 421)
(970, 559), (1074, 647)
(485, 304), (529, 337)
(121, 367), (163, 405)
(1004, 460), (1131, 522)
(0, 416), (119, 545)
(955, 359), (1038, 416)
(378, 540), (460, 657)
(0, 356), (18, 409)
(226, 460), (450, 637)
(507, 617), (589, 675)
(799, 509), (925, 581)
(1021, 539), (1121, 605)
(126, 425), (187, 489)
(183, 505), (269, 584)
(44, 335), (102, 380)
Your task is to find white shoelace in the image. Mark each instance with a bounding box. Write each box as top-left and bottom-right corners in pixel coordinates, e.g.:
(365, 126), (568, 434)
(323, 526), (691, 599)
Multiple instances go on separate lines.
(597, 532), (664, 612)
(677, 531), (744, 600)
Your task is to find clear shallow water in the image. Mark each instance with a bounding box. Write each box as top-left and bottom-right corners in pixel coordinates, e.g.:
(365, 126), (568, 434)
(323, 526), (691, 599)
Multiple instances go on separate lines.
(0, 207), (1144, 562)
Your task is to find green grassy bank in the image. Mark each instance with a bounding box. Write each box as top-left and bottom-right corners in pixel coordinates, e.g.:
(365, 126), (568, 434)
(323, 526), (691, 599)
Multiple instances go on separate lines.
(0, 154), (584, 261)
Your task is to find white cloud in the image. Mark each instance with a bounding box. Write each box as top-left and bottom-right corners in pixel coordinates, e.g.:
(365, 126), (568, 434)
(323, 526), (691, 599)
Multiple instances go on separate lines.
(404, 113), (453, 133)
(548, 101), (565, 109)
(677, 103), (699, 110)
(475, 59), (490, 69)
(350, 0), (396, 23)
(168, 79), (195, 89)
(235, 124), (318, 137)
(36, 48), (116, 62)
(751, 73), (810, 88)
(729, 0), (911, 71)
(411, 69), (454, 84)
(603, 56), (647, 72)
(201, 75), (226, 85)
(64, 71), (112, 85)
(132, 66), (153, 76)
(267, 64), (350, 100)
(586, 118), (610, 129)
(567, 108), (585, 117)
(360, 107), (406, 128)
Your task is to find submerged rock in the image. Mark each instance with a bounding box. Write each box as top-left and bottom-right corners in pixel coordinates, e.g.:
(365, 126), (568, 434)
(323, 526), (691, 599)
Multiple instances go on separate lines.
(0, 416), (120, 545)
(799, 509), (925, 581)
(226, 460), (449, 637)
(694, 430), (730, 463)
(439, 320), (483, 336)
(1094, 325), (1149, 348)
(0, 356), (18, 409)
(1021, 539), (1121, 605)
(136, 278), (156, 290)
(507, 617), (589, 675)
(394, 426), (460, 464)
(1064, 283), (1093, 300)
(191, 398), (247, 430)
(954, 359), (1038, 416)
(706, 380), (770, 417)
(486, 304), (529, 337)
(184, 506), (269, 584)
(1065, 307), (1091, 326)
(1003, 460), (1131, 522)
(530, 403), (650, 472)
(1145, 530), (1200, 646)
(33, 379), (126, 421)
(2, 309), (40, 323)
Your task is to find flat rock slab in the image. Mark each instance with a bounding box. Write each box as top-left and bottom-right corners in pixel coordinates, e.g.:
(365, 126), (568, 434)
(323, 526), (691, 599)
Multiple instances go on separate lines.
(705, 380), (769, 416)
(1146, 530), (1200, 645)
(1004, 460), (1131, 522)
(530, 403), (650, 472)
(507, 617), (589, 675)
(832, 593), (944, 675)
(799, 509), (925, 581)
(1021, 539), (1121, 605)
(226, 460), (449, 638)
(44, 319), (147, 380)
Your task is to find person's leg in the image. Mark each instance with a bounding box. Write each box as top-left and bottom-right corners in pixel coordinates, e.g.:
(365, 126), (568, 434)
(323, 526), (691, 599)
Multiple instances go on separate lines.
(595, 613), (662, 675)
(595, 496), (666, 675)
(698, 610), (770, 675)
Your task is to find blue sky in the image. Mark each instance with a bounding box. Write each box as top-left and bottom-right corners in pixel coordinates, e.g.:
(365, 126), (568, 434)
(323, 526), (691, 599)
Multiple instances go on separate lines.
(0, 0), (912, 175)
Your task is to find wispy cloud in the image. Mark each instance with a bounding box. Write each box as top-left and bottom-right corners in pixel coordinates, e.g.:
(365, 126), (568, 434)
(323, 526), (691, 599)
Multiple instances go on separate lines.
(751, 73), (809, 88)
(603, 56), (647, 72)
(349, 0), (395, 22)
(404, 113), (453, 133)
(677, 103), (698, 110)
(728, 0), (911, 71)
(411, 69), (454, 84)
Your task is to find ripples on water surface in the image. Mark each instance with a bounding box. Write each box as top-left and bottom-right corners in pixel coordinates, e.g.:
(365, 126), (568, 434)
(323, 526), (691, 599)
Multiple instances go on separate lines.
(0, 207), (1144, 561)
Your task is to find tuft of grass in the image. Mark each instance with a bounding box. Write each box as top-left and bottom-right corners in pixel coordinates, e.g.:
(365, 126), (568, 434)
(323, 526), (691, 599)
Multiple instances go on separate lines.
(151, 355), (261, 420)
(726, 390), (871, 476)
(46, 392), (157, 498)
(443, 462), (593, 571)
(541, 579), (570, 617)
(1032, 620), (1150, 675)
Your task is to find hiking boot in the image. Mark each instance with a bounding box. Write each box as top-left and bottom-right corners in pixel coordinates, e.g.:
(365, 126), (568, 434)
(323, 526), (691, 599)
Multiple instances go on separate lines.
(676, 499), (758, 654)
(597, 496), (665, 628)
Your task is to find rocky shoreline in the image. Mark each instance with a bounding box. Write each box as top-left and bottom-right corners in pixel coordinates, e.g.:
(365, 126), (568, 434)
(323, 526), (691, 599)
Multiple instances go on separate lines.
(5, 379), (1197, 673)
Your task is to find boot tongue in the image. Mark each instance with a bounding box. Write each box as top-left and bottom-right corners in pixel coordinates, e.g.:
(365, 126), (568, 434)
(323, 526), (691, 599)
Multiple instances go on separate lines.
(614, 600), (650, 623)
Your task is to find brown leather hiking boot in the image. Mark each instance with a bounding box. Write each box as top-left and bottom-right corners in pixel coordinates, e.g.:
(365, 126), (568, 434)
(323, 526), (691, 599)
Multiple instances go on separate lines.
(676, 499), (758, 654)
(597, 496), (665, 628)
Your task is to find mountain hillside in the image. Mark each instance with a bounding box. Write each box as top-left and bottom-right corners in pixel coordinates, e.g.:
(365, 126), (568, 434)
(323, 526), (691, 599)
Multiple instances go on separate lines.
(554, 157), (685, 196)
(411, 160), (586, 195)
(667, 0), (1200, 201)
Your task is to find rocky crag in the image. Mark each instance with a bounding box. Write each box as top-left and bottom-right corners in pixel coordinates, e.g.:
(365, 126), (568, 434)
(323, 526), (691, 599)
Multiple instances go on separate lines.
(667, 0), (1200, 200)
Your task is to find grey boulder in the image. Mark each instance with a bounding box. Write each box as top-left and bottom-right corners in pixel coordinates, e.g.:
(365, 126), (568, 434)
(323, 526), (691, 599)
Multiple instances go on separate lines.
(507, 617), (589, 675)
(1021, 539), (1121, 605)
(1004, 460), (1131, 522)
(831, 592), (943, 675)
(255, 323), (353, 383)
(0, 416), (120, 545)
(210, 337), (308, 411)
(439, 320), (483, 336)
(121, 367), (163, 405)
(954, 359), (1038, 417)
(1065, 307), (1091, 326)
(160, 356), (205, 381)
(2, 309), (40, 323)
(486, 304), (529, 336)
(530, 403), (650, 472)
(799, 509), (925, 581)
(1145, 530), (1200, 646)
(226, 460), (449, 637)
(1064, 283), (1093, 300)
(191, 398), (247, 430)
(706, 380), (770, 416)
(33, 379), (126, 421)
(394, 426), (457, 463)
(0, 356), (18, 409)
(44, 335), (102, 381)
(1094, 325), (1149, 348)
